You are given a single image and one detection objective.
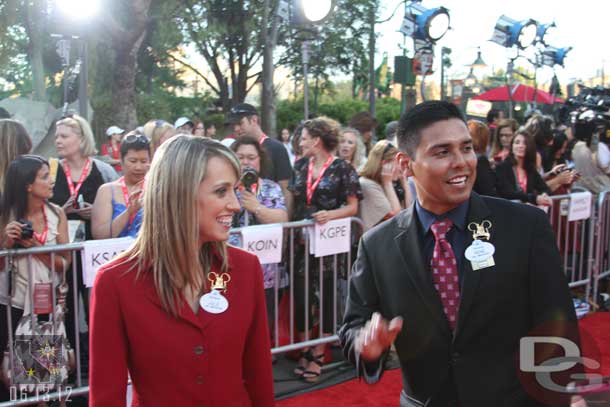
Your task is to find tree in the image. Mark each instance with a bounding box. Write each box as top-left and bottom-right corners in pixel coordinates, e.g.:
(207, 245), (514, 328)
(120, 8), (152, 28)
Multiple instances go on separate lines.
(180, 0), (265, 113)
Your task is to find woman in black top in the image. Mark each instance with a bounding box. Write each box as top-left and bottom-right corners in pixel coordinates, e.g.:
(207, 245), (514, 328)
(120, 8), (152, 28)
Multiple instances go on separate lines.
(290, 117), (361, 383)
(495, 130), (552, 206)
(50, 114), (117, 359)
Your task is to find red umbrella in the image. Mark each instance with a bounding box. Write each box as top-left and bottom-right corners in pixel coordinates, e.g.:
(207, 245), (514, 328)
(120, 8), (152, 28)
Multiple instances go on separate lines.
(472, 83), (564, 104)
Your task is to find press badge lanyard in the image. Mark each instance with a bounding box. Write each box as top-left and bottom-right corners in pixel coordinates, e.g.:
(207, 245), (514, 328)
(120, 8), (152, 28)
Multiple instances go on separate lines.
(258, 134), (268, 146)
(119, 176), (141, 226)
(33, 205), (49, 245)
(63, 158), (91, 200)
(306, 155), (333, 205)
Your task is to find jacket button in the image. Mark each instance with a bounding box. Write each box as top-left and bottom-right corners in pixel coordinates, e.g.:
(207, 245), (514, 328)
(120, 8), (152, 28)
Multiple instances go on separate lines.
(196, 375), (204, 384)
(194, 345), (204, 355)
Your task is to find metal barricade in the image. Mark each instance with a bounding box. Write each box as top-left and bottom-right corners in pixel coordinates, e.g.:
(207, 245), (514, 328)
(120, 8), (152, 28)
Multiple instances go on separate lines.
(0, 242), (87, 406)
(0, 217), (364, 406)
(546, 193), (596, 298)
(229, 217), (364, 356)
(593, 190), (610, 303)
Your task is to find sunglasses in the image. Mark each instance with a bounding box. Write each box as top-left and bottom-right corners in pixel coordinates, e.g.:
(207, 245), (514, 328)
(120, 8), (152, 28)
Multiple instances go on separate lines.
(383, 142), (395, 156)
(155, 119), (167, 128)
(123, 134), (150, 145)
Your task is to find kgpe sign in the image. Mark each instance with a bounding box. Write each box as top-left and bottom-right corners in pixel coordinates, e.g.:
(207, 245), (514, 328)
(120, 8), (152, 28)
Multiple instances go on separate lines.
(311, 218), (351, 257)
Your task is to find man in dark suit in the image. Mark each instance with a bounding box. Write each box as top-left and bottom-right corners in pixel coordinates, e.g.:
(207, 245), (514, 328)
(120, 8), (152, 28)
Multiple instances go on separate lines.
(340, 101), (579, 407)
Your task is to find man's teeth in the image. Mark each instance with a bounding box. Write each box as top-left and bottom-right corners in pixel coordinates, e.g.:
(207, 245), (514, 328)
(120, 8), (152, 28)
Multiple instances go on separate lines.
(448, 176), (467, 184)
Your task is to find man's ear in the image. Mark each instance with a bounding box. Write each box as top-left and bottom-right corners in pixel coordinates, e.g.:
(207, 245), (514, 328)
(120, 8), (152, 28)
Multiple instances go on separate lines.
(396, 152), (415, 178)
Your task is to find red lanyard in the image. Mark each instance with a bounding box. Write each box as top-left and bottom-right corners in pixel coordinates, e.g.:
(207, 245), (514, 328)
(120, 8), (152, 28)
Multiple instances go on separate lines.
(33, 205), (48, 245)
(516, 168), (528, 192)
(306, 155), (333, 205)
(259, 134), (268, 146)
(119, 177), (139, 225)
(63, 158), (91, 199)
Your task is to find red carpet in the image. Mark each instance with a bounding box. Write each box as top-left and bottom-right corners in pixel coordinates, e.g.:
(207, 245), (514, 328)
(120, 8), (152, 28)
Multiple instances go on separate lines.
(276, 313), (610, 406)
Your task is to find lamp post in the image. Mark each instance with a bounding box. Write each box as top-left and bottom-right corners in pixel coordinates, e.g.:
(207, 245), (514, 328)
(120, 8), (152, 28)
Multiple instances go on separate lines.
(52, 0), (99, 119)
(290, 0), (334, 120)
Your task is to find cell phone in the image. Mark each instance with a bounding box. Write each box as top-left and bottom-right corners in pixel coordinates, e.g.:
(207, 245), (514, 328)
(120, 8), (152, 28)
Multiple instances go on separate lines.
(77, 194), (84, 209)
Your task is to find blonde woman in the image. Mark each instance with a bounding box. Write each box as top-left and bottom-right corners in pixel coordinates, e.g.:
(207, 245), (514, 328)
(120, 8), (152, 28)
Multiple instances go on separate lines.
(338, 127), (366, 171)
(358, 140), (410, 231)
(89, 136), (274, 406)
(0, 119), (32, 198)
(142, 119), (175, 156)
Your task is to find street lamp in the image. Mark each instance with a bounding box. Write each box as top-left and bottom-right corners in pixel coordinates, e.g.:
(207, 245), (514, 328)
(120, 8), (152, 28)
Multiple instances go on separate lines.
(52, 0), (100, 118)
(471, 47), (487, 69)
(490, 15), (538, 50)
(289, 0), (335, 120)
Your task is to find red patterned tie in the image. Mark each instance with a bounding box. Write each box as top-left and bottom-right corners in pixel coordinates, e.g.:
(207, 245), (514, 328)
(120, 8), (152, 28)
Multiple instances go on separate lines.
(430, 219), (460, 331)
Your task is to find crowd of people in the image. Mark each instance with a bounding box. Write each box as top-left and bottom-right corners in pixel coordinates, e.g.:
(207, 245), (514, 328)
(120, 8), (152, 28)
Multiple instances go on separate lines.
(0, 98), (607, 404)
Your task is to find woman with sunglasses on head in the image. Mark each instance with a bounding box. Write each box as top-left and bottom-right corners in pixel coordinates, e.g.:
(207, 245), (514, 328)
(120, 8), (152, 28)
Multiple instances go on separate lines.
(89, 136), (274, 406)
(92, 133), (151, 239)
(0, 155), (71, 401)
(50, 114), (117, 358)
(358, 140), (410, 232)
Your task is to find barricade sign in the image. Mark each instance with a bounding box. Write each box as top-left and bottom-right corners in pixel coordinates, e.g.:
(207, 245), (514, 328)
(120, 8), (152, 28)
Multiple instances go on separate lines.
(312, 218), (351, 257)
(241, 224), (283, 264)
(82, 237), (134, 287)
(568, 191), (592, 221)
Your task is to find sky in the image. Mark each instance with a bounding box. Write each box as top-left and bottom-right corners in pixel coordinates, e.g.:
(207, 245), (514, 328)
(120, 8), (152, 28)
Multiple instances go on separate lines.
(376, 0), (609, 87)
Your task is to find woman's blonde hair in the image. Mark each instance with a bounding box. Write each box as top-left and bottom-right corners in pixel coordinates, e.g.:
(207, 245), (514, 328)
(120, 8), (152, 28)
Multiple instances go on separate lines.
(119, 136), (241, 316)
(359, 140), (398, 184)
(0, 119), (32, 195)
(142, 119), (175, 155)
(339, 127), (366, 170)
(55, 114), (98, 156)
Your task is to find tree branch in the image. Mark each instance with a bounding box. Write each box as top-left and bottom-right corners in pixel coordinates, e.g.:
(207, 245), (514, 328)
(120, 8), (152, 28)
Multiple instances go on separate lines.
(165, 52), (220, 94)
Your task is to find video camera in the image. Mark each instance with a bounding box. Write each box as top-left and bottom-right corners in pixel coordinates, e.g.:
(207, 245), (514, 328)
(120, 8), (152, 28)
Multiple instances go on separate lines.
(563, 85), (610, 143)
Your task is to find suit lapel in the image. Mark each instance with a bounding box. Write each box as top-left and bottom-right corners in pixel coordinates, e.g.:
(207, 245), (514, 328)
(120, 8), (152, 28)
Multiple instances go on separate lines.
(454, 193), (492, 339)
(394, 206), (451, 336)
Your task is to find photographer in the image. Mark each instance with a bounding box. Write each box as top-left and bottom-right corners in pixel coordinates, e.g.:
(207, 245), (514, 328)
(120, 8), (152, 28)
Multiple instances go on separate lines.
(230, 137), (288, 332)
(0, 155), (70, 401)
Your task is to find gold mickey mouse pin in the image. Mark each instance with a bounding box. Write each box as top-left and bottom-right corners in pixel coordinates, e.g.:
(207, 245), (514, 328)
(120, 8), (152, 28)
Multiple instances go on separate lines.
(468, 220), (492, 241)
(208, 272), (231, 292)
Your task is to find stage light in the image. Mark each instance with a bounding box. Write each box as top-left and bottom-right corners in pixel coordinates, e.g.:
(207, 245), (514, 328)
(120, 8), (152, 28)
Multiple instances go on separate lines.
(490, 15), (538, 49)
(399, 2), (450, 43)
(537, 22), (557, 46)
(541, 46), (572, 67)
(55, 0), (100, 20)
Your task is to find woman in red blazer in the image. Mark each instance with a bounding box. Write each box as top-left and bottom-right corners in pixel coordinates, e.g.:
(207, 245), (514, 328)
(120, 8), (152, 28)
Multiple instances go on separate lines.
(89, 136), (275, 406)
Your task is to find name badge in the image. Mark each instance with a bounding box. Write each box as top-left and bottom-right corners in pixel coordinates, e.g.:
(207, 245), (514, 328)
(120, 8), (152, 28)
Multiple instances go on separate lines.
(465, 239), (495, 271)
(33, 283), (53, 314)
(200, 290), (229, 314)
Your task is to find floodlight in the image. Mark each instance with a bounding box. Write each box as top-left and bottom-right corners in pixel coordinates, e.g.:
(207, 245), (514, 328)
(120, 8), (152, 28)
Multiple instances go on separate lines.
(399, 2), (450, 43)
(490, 15), (538, 49)
(55, 0), (100, 20)
(541, 46), (572, 67)
(537, 22), (556, 46)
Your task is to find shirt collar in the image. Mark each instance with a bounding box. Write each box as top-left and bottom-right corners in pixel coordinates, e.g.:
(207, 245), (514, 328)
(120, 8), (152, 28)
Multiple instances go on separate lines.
(415, 199), (470, 235)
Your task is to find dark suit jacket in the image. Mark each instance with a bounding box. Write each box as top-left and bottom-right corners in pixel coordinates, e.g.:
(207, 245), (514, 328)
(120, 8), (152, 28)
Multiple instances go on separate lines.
(495, 160), (550, 204)
(340, 193), (577, 407)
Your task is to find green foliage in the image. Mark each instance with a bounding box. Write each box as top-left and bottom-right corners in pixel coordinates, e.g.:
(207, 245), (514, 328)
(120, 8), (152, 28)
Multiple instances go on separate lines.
(276, 96), (400, 137)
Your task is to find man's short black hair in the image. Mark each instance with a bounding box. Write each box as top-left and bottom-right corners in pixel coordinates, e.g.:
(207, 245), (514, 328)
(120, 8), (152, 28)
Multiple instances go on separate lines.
(396, 100), (466, 158)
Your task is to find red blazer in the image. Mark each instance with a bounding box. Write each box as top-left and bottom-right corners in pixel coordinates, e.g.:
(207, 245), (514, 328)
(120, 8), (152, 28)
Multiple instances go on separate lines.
(89, 246), (275, 407)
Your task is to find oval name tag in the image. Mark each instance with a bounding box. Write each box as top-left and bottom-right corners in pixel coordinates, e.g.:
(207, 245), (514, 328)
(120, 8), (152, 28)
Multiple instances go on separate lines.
(464, 240), (495, 262)
(200, 290), (229, 314)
